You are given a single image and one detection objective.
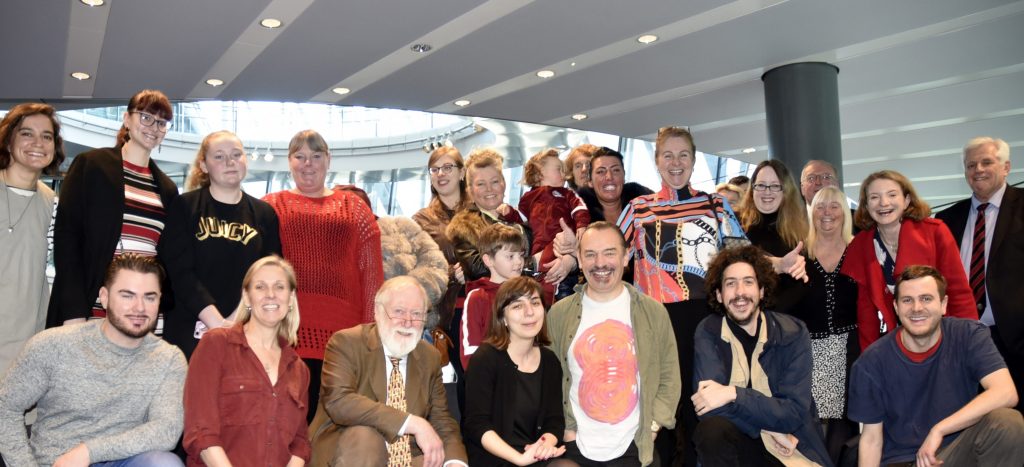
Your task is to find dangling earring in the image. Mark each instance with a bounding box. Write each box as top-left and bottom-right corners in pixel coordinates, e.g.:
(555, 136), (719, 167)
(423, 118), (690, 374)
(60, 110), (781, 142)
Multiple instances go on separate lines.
(245, 304), (252, 313)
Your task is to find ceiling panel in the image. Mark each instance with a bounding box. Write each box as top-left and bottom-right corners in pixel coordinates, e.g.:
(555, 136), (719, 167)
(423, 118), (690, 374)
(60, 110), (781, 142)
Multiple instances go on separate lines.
(467, 0), (1013, 124)
(218, 0), (485, 102)
(0, 1), (70, 99)
(93, 0), (272, 98)
(349, 0), (729, 110)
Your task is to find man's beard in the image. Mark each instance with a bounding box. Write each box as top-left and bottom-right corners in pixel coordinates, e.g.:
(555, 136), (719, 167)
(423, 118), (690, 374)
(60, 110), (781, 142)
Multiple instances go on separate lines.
(108, 311), (156, 338)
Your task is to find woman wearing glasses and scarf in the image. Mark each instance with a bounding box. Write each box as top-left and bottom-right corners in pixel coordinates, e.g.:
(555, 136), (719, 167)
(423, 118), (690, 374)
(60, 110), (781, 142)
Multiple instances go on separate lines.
(48, 89), (180, 329)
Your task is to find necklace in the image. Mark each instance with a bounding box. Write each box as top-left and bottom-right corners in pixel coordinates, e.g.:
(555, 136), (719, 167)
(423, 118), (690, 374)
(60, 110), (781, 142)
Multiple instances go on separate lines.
(1, 171), (38, 233)
(878, 228), (899, 255)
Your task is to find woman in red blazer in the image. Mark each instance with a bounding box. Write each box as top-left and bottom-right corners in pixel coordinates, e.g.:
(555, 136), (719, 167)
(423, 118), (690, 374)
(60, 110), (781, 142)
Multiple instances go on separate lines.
(840, 170), (977, 350)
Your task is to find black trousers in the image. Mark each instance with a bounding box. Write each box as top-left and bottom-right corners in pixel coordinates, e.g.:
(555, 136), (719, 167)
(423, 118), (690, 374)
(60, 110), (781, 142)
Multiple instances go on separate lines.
(658, 299), (710, 467)
(991, 326), (1024, 413)
(693, 416), (785, 467)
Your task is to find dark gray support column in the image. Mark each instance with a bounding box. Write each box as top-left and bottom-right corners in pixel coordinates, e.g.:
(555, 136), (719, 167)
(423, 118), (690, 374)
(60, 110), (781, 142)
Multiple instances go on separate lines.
(761, 62), (843, 183)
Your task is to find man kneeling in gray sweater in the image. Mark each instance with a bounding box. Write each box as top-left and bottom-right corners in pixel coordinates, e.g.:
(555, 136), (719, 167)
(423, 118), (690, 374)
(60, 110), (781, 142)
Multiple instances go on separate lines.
(0, 254), (186, 467)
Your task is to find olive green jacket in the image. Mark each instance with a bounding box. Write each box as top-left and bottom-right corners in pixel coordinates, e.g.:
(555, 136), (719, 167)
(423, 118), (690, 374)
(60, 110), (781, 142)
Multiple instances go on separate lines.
(547, 283), (681, 466)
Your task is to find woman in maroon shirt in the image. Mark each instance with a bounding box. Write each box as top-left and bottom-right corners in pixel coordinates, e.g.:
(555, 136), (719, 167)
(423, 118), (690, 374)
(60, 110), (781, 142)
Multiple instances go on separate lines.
(183, 255), (310, 467)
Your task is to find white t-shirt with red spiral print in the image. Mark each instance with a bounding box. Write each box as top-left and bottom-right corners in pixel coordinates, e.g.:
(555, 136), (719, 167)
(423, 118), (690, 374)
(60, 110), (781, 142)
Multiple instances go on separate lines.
(568, 288), (640, 461)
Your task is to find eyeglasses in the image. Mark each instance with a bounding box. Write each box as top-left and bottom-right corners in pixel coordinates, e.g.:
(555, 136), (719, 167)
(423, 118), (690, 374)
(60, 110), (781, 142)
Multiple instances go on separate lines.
(802, 173), (836, 184)
(752, 183), (783, 193)
(428, 164), (458, 175)
(384, 308), (427, 323)
(132, 111), (172, 131)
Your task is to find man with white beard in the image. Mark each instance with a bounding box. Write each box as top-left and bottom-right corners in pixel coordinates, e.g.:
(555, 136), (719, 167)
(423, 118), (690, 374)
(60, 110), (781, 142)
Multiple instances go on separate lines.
(307, 276), (467, 467)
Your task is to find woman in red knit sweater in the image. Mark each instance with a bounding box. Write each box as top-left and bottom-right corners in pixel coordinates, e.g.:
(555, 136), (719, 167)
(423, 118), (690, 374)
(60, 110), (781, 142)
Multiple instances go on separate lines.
(262, 129), (383, 420)
(841, 170), (977, 350)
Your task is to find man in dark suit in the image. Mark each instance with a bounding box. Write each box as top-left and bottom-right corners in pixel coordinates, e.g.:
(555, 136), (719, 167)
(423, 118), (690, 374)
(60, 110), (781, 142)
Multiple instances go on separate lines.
(936, 136), (1024, 412)
(308, 276), (468, 467)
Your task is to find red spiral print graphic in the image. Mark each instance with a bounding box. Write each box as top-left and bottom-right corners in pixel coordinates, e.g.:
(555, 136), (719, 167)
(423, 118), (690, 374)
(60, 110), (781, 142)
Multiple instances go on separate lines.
(573, 319), (639, 423)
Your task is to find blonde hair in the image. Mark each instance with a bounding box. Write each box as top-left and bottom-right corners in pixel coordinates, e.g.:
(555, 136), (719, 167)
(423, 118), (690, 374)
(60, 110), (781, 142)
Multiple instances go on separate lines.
(464, 148), (506, 196)
(234, 256), (300, 346)
(185, 130), (243, 191)
(521, 148), (561, 187)
(655, 126), (696, 159)
(805, 186), (853, 260)
(740, 160), (808, 249)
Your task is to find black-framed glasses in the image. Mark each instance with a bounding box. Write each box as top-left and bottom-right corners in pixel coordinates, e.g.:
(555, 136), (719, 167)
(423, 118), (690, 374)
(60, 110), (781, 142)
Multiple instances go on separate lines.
(428, 164), (458, 175)
(132, 111), (172, 131)
(384, 308), (426, 323)
(802, 173), (836, 184)
(752, 183), (783, 193)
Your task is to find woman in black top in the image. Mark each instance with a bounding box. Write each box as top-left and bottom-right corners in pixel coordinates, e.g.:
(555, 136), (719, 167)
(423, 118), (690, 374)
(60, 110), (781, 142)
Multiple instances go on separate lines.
(48, 89), (179, 328)
(739, 159), (809, 314)
(160, 130), (281, 358)
(788, 186), (859, 463)
(463, 277), (576, 467)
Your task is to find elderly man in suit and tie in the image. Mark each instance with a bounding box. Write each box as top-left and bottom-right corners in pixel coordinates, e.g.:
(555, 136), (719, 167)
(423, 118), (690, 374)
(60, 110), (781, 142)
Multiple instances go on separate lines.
(308, 276), (468, 467)
(937, 136), (1024, 412)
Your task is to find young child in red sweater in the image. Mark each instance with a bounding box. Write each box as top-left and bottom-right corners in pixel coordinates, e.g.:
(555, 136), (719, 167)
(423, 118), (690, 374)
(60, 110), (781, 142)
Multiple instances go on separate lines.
(460, 224), (526, 369)
(518, 149), (590, 298)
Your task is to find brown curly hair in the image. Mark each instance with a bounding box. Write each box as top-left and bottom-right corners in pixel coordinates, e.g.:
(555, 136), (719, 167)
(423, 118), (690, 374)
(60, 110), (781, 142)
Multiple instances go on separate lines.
(705, 245), (777, 315)
(521, 148), (561, 187)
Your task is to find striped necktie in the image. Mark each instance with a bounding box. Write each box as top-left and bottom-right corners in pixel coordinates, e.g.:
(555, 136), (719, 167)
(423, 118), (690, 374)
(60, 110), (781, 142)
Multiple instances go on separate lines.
(969, 203), (989, 312)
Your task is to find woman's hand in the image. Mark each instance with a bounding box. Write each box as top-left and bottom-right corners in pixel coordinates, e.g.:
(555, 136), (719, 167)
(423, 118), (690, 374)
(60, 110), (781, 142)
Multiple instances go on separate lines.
(452, 263), (465, 284)
(516, 435), (567, 466)
(543, 255), (577, 285)
(772, 241), (808, 282)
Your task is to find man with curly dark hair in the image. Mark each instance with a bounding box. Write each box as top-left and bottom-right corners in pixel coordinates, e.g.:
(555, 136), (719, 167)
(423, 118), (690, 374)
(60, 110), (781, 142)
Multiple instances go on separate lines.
(691, 245), (831, 466)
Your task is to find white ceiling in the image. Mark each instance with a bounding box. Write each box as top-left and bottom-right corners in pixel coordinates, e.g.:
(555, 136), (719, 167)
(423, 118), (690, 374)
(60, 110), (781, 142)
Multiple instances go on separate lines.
(1, 0), (1022, 208)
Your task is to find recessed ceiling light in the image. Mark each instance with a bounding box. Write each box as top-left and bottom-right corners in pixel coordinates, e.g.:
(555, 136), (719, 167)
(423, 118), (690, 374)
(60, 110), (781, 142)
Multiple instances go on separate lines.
(741, 147), (756, 154)
(454, 99), (471, 107)
(70, 72), (91, 81)
(571, 114), (588, 121)
(536, 70), (555, 79)
(79, 0), (105, 6)
(637, 34), (659, 44)
(259, 18), (283, 28)
(332, 87), (351, 95)
(410, 43), (432, 53)
(205, 78), (224, 87)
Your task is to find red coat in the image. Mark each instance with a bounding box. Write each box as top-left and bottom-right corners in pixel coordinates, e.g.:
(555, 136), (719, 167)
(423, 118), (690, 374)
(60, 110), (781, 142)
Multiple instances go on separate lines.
(841, 218), (977, 350)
